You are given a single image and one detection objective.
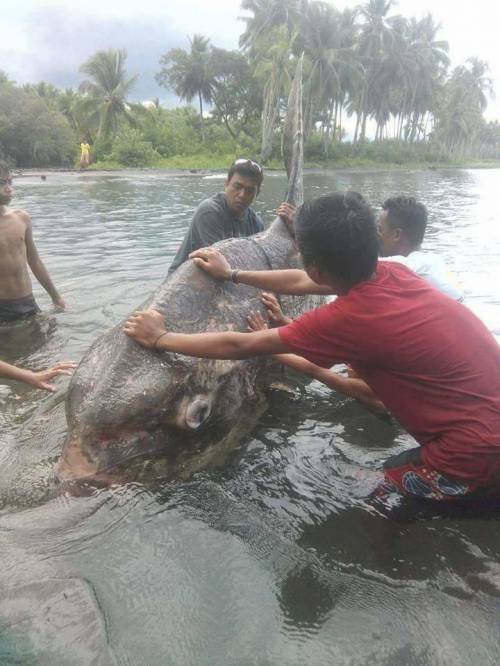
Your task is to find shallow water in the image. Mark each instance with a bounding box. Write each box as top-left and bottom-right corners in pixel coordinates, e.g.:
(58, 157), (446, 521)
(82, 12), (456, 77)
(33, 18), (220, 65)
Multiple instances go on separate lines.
(1, 168), (500, 665)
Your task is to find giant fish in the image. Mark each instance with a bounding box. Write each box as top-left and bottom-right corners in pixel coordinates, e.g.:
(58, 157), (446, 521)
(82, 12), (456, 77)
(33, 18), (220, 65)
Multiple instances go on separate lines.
(59, 56), (322, 484)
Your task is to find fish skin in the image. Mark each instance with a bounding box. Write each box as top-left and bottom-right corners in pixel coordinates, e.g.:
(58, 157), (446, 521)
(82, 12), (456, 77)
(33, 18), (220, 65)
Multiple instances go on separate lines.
(59, 55), (324, 484)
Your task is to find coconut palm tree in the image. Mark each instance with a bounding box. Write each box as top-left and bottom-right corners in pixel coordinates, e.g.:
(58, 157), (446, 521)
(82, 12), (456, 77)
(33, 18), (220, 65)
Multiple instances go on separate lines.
(298, 2), (361, 151)
(434, 63), (487, 157)
(79, 49), (137, 140)
(156, 35), (214, 144)
(240, 0), (303, 52)
(465, 57), (494, 112)
(239, 0), (304, 160)
(253, 27), (295, 161)
(402, 15), (449, 141)
(353, 0), (397, 144)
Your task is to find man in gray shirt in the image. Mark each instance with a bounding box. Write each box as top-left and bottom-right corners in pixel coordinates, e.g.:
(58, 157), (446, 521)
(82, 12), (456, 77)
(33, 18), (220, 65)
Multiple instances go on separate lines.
(168, 159), (266, 275)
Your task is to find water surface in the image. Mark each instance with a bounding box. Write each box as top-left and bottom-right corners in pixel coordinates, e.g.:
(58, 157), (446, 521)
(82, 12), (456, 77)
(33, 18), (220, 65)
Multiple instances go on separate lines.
(1, 168), (500, 665)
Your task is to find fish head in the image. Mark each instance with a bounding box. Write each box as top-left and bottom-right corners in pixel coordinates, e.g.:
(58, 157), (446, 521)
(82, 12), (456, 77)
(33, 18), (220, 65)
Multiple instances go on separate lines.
(58, 330), (264, 483)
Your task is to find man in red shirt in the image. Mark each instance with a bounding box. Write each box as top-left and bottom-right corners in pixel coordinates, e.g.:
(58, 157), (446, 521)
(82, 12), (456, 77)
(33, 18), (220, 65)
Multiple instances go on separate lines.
(124, 193), (500, 501)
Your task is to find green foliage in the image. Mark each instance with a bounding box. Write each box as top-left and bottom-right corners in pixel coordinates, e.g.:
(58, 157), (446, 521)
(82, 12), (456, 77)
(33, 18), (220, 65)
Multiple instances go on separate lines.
(304, 133), (451, 166)
(210, 47), (262, 141)
(79, 49), (137, 140)
(0, 3), (497, 169)
(138, 107), (202, 157)
(157, 35), (214, 143)
(110, 128), (160, 167)
(0, 81), (77, 167)
(433, 59), (495, 157)
(89, 136), (114, 163)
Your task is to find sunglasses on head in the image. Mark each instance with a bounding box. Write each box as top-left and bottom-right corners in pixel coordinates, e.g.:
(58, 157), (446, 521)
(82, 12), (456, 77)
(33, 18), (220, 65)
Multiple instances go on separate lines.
(233, 158), (263, 173)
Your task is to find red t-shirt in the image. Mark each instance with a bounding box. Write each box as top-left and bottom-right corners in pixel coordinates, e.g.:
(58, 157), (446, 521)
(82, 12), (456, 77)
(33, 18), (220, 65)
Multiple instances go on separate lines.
(278, 261), (500, 485)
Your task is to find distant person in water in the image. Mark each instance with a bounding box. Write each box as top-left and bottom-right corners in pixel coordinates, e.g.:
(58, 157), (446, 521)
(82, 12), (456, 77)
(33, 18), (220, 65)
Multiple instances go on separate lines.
(0, 161), (66, 323)
(168, 158), (294, 275)
(0, 359), (76, 392)
(80, 142), (91, 169)
(378, 196), (464, 301)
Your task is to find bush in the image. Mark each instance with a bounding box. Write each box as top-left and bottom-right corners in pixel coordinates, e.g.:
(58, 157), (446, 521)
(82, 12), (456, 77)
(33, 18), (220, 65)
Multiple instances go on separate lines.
(138, 107), (202, 157)
(304, 132), (324, 159)
(91, 136), (114, 163)
(110, 128), (160, 167)
(0, 82), (77, 167)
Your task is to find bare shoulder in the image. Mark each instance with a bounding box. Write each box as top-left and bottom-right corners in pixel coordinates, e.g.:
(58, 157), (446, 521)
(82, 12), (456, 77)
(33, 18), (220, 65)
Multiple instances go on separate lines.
(8, 208), (32, 229)
(13, 208), (31, 222)
(0, 207), (29, 226)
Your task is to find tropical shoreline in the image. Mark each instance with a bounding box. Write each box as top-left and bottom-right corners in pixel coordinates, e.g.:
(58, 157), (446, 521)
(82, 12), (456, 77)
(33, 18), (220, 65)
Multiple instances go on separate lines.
(13, 159), (500, 178)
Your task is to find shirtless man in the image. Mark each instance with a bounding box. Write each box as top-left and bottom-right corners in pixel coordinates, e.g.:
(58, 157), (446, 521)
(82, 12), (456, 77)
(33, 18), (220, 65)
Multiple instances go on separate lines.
(0, 161), (65, 323)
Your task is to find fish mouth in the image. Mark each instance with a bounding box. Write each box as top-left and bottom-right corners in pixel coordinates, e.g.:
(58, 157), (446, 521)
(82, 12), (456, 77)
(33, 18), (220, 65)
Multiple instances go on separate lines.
(57, 407), (215, 485)
(57, 437), (104, 484)
(57, 428), (169, 484)
(59, 393), (215, 479)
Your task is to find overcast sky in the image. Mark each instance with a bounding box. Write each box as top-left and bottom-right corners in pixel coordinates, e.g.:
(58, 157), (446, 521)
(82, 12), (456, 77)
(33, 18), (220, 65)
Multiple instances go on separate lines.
(1, 0), (499, 119)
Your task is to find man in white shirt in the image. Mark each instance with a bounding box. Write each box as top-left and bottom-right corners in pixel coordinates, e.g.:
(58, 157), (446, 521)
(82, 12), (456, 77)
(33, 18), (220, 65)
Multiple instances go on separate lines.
(377, 196), (464, 301)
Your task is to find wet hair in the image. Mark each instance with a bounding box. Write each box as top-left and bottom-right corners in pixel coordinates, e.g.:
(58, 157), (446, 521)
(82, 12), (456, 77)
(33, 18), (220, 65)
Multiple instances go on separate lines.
(0, 160), (10, 179)
(227, 158), (264, 191)
(383, 196), (428, 247)
(295, 192), (378, 288)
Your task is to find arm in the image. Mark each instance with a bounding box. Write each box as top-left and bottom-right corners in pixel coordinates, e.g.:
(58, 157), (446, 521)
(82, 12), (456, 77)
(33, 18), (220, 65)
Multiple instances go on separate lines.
(189, 247), (333, 296)
(273, 352), (385, 412)
(276, 355), (385, 412)
(124, 309), (289, 359)
(0, 360), (76, 392)
(238, 269), (332, 295)
(261, 292), (292, 326)
(24, 214), (65, 308)
(246, 311), (386, 413)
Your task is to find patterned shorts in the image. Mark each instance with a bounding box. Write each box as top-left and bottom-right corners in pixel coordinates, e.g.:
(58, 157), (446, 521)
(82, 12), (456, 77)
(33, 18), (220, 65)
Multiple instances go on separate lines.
(382, 448), (477, 501)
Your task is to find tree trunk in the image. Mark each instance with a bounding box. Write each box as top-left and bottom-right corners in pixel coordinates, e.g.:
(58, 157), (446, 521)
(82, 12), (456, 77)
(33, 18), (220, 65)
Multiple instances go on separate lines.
(333, 100), (339, 141)
(322, 101), (335, 157)
(353, 112), (361, 148)
(422, 112), (431, 141)
(198, 92), (206, 145)
(261, 77), (280, 163)
(360, 112), (368, 142)
(223, 116), (238, 141)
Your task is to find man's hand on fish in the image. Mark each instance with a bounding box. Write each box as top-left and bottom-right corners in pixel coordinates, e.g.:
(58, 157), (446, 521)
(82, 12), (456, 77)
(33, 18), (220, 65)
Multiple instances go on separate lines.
(261, 292), (292, 326)
(277, 203), (296, 230)
(124, 309), (168, 349)
(189, 247), (232, 280)
(247, 310), (268, 332)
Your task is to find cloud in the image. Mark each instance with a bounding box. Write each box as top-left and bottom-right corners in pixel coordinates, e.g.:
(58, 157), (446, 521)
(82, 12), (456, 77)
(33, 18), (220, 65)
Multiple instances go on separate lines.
(0, 3), (241, 102)
(2, 0), (499, 118)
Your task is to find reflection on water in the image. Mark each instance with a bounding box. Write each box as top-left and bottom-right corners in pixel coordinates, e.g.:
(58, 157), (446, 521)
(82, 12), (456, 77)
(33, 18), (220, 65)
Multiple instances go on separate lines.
(1, 169), (500, 664)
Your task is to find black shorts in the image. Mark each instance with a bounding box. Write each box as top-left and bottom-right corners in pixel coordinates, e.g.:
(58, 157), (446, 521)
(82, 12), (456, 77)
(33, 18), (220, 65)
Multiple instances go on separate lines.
(0, 294), (41, 323)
